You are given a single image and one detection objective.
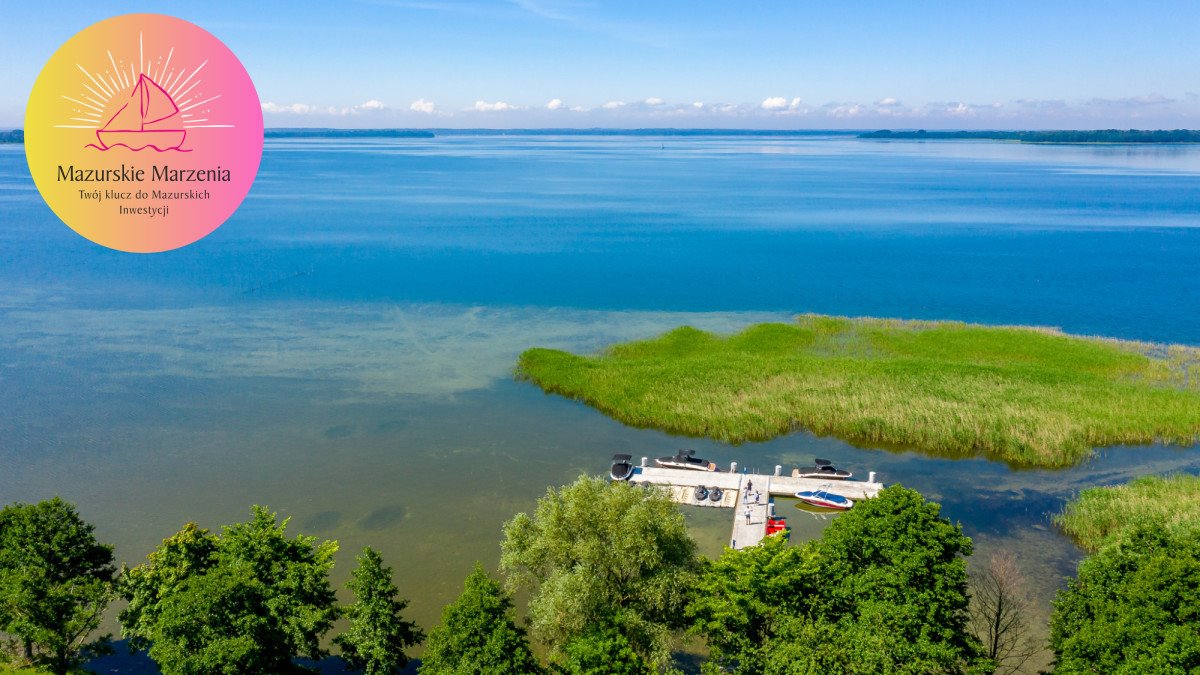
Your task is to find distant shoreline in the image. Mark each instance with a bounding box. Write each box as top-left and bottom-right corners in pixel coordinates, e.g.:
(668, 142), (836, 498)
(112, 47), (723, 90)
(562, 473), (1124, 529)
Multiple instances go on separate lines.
(859, 129), (1200, 143)
(4, 128), (1200, 144)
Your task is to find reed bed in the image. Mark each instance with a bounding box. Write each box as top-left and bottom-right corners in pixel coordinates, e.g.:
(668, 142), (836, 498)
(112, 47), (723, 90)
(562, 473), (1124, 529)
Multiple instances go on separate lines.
(1055, 474), (1200, 551)
(516, 315), (1200, 468)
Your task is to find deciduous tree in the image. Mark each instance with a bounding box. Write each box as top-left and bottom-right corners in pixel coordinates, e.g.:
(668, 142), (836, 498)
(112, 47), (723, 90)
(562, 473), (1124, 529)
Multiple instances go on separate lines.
(500, 476), (697, 669)
(811, 485), (987, 673)
(689, 486), (988, 674)
(1050, 525), (1200, 673)
(969, 551), (1038, 674)
(687, 534), (817, 673)
(120, 506), (339, 674)
(0, 497), (115, 675)
(557, 621), (654, 675)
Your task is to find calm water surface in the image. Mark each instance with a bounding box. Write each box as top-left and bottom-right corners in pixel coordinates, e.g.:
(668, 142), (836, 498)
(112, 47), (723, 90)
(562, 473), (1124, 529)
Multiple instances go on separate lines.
(1, 135), (1199, 668)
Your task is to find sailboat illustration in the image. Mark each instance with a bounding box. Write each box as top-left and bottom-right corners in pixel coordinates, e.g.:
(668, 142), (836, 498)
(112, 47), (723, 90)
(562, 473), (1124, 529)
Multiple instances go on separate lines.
(95, 73), (188, 151)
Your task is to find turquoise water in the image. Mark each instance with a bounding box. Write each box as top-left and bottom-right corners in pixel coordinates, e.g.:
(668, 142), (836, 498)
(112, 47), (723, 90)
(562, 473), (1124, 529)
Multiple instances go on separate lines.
(1, 135), (1199, 665)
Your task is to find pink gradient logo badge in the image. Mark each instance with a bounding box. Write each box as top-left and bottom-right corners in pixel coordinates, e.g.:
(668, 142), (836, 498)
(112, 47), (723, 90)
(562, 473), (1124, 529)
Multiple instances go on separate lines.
(26, 14), (263, 253)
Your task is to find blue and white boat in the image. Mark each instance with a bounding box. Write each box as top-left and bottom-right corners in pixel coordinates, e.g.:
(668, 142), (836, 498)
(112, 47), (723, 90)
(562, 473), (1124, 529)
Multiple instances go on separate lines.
(794, 489), (854, 510)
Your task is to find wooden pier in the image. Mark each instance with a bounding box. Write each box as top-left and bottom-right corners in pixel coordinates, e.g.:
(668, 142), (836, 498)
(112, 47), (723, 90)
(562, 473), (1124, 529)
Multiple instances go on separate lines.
(627, 460), (884, 550)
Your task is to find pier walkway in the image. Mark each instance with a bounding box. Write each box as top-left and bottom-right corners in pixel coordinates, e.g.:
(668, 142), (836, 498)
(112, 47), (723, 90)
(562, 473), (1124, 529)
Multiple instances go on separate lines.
(626, 459), (884, 550)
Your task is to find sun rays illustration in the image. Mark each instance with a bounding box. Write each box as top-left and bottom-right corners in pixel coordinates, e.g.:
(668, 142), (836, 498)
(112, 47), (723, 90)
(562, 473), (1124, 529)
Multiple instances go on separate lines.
(57, 31), (232, 151)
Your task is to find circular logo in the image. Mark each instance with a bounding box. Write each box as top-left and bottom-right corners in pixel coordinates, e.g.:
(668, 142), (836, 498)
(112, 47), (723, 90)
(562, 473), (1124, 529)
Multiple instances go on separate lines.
(25, 14), (263, 253)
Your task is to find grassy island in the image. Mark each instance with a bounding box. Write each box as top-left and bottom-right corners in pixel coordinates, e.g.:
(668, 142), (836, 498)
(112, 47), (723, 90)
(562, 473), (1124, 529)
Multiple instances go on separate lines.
(1055, 474), (1200, 551)
(517, 315), (1200, 467)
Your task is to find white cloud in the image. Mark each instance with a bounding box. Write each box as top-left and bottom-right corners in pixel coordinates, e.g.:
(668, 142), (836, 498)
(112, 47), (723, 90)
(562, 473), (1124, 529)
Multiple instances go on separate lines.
(263, 100), (390, 116)
(261, 102), (324, 115)
(260, 91), (1196, 127)
(827, 103), (865, 118)
(761, 96), (789, 110)
(409, 98), (436, 114)
(338, 100), (392, 115)
(473, 100), (516, 112)
(761, 96), (803, 112)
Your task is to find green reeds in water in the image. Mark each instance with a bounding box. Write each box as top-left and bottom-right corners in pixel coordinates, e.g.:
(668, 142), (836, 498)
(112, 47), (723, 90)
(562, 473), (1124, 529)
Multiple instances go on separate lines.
(516, 315), (1200, 468)
(1055, 474), (1200, 551)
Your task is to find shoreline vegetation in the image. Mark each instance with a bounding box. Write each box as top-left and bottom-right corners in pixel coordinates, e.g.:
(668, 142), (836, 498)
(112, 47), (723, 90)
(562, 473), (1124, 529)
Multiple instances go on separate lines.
(1055, 473), (1200, 552)
(516, 315), (1200, 468)
(859, 128), (1200, 143)
(7, 482), (1197, 673)
(3, 483), (996, 674)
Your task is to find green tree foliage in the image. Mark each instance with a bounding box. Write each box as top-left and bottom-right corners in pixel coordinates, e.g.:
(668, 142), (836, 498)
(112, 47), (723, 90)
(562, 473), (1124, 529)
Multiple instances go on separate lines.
(1050, 525), (1200, 673)
(420, 563), (540, 675)
(500, 477), (698, 669)
(335, 547), (423, 675)
(119, 506), (339, 674)
(690, 486), (987, 674)
(812, 485), (984, 672)
(0, 498), (115, 675)
(556, 621), (654, 675)
(687, 534), (817, 673)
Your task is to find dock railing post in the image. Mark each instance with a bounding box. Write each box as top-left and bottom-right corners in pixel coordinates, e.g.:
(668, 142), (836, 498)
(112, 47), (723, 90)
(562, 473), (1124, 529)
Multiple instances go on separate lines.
(774, 464), (782, 476)
(730, 461), (738, 473)
(641, 457), (649, 467)
(868, 471), (876, 484)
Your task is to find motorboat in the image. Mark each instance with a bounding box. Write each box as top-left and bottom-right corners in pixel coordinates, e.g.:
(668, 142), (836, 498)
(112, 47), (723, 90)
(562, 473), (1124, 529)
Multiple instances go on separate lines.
(792, 458), (852, 480)
(610, 454), (635, 481)
(794, 489), (854, 510)
(655, 449), (720, 472)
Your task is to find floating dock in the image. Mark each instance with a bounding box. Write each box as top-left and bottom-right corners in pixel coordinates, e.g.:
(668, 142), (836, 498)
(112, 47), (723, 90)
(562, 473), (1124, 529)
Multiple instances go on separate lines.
(625, 459), (884, 550)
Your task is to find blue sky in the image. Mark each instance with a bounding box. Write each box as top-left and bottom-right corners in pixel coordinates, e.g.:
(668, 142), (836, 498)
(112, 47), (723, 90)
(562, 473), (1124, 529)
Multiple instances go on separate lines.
(4, 0), (1199, 129)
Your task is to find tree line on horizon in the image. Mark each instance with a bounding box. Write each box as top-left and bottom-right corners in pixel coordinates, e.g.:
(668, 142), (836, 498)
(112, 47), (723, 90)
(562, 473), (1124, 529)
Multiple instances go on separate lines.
(2, 479), (1198, 674)
(5, 128), (1200, 145)
(859, 128), (1200, 143)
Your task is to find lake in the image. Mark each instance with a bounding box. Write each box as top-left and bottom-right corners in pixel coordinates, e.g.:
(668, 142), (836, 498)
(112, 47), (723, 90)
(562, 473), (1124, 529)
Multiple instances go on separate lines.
(1, 134), (1198, 668)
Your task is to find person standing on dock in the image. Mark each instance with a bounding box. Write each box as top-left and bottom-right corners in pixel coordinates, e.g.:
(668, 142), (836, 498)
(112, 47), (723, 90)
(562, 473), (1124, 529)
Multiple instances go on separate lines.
(744, 507), (752, 524)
